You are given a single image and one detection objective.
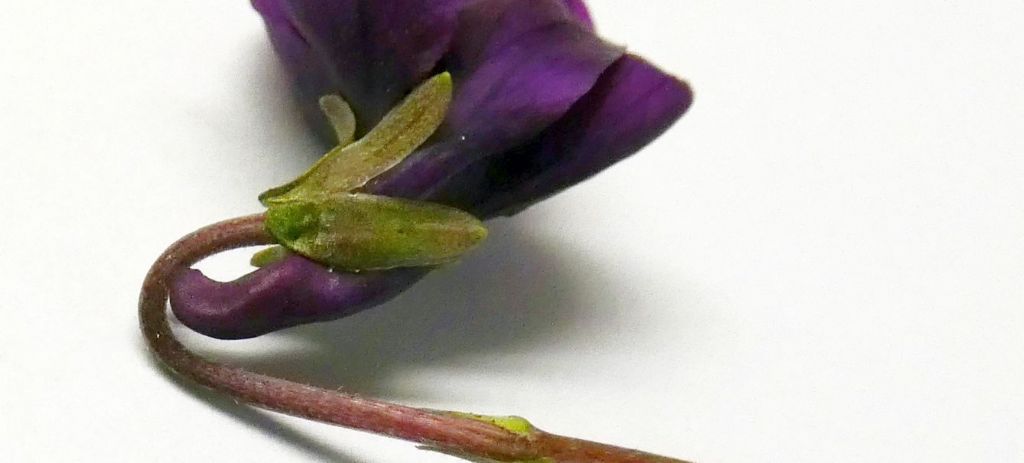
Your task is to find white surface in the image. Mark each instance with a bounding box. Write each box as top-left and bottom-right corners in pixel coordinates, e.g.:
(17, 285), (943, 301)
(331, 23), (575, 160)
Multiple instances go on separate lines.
(1, 1), (1022, 461)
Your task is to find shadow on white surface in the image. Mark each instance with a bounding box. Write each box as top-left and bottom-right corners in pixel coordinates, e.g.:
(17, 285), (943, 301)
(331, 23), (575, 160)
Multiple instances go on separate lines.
(209, 216), (614, 399)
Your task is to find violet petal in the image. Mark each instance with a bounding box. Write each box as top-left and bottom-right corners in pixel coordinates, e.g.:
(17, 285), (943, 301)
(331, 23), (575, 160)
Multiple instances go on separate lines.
(439, 54), (694, 216)
(561, 0), (594, 29)
(170, 255), (426, 339)
(365, 0), (623, 200)
(251, 0), (469, 137)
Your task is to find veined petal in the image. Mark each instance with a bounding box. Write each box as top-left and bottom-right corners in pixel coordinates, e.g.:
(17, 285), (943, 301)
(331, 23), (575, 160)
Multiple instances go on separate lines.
(366, 0), (623, 200)
(441, 54), (694, 216)
(251, 0), (469, 137)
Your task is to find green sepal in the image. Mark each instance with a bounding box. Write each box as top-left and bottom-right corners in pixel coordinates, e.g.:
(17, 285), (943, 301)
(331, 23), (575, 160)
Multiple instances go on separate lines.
(250, 245), (292, 268)
(319, 94), (357, 147)
(260, 72), (453, 205)
(264, 192), (487, 272)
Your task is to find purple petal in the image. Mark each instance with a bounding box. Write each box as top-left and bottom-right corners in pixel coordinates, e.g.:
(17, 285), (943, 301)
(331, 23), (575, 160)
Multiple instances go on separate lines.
(441, 54), (694, 216)
(170, 255), (426, 340)
(561, 0), (594, 29)
(252, 0), (469, 136)
(365, 0), (623, 200)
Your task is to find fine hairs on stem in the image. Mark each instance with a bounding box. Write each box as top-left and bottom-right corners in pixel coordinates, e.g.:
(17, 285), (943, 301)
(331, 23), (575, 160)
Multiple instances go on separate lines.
(139, 213), (690, 463)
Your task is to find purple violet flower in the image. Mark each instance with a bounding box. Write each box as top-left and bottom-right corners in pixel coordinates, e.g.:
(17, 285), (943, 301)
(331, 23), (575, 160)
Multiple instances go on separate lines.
(171, 0), (693, 339)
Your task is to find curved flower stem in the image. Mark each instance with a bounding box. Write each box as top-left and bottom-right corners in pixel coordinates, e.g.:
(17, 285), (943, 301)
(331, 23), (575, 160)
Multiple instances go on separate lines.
(139, 214), (690, 463)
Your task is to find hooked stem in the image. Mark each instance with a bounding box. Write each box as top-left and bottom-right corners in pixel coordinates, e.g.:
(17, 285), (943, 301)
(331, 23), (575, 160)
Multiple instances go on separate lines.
(139, 214), (690, 463)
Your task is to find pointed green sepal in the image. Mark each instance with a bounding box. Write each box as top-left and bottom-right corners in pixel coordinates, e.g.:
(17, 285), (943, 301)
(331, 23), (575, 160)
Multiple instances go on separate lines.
(319, 94), (357, 147)
(264, 192), (487, 271)
(260, 72), (453, 205)
(250, 245), (292, 268)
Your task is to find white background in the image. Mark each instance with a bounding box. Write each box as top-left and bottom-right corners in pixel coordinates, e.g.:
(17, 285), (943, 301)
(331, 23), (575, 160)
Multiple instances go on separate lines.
(1, 1), (1022, 461)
